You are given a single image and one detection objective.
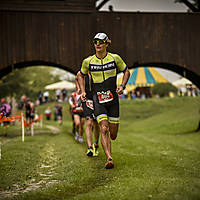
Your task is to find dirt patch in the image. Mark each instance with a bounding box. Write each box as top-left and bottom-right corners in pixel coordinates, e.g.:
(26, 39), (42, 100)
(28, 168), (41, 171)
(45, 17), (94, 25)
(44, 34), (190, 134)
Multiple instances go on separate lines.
(0, 142), (60, 199)
(46, 125), (60, 134)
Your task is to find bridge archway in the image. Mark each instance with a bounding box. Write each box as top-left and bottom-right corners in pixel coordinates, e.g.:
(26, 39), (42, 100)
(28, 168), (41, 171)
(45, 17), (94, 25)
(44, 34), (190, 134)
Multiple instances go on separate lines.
(0, 61), (75, 80)
(1, 61), (199, 89)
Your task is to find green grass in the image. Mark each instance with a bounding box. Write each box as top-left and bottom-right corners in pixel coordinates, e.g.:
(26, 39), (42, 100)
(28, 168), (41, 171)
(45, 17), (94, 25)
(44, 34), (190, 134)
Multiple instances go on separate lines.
(0, 97), (200, 200)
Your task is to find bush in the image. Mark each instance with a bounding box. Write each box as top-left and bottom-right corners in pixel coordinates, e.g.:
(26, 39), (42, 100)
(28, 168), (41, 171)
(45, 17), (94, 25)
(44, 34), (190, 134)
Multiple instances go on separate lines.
(152, 82), (178, 97)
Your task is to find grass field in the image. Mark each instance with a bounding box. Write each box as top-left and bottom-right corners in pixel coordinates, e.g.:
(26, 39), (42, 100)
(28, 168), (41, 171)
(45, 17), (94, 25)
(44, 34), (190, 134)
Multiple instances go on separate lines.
(0, 97), (200, 200)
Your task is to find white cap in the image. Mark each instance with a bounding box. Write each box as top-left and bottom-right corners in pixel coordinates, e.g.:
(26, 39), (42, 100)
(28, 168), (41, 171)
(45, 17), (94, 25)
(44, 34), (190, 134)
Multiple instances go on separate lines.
(93, 33), (111, 44)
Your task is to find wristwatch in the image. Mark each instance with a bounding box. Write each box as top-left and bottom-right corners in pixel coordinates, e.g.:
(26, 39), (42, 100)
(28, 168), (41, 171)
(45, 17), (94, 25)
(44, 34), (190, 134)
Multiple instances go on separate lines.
(120, 84), (126, 90)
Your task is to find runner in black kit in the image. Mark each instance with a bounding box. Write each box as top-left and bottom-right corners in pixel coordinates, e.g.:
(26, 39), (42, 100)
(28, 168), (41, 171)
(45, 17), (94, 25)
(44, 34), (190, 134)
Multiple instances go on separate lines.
(77, 33), (130, 169)
(77, 72), (100, 157)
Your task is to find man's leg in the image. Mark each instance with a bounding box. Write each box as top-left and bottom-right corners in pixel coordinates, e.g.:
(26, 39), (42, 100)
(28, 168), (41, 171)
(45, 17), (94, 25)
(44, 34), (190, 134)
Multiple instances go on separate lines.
(78, 117), (85, 143)
(93, 120), (100, 156)
(83, 100), (96, 154)
(85, 118), (93, 147)
(109, 123), (119, 140)
(107, 100), (120, 140)
(85, 118), (94, 156)
(93, 97), (114, 168)
(94, 120), (100, 143)
(74, 115), (80, 129)
(71, 111), (75, 134)
(99, 119), (112, 160)
(74, 114), (80, 140)
(99, 119), (114, 169)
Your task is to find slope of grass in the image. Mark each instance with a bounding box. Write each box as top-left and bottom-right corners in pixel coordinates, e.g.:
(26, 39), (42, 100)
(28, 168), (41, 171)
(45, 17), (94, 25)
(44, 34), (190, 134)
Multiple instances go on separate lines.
(0, 97), (200, 200)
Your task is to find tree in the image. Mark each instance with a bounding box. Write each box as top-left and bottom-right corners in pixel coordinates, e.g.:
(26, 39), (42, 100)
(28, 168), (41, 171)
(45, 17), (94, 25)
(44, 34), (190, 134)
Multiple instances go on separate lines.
(152, 83), (178, 97)
(0, 66), (62, 101)
(175, 0), (200, 12)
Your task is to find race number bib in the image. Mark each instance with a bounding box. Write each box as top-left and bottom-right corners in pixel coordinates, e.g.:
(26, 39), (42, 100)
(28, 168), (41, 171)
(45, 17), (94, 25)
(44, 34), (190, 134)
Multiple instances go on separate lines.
(97, 90), (114, 104)
(75, 106), (83, 111)
(86, 99), (94, 110)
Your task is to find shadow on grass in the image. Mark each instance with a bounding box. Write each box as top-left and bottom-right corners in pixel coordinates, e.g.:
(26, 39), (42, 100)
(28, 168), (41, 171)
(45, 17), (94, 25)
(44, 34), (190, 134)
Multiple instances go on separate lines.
(175, 127), (200, 136)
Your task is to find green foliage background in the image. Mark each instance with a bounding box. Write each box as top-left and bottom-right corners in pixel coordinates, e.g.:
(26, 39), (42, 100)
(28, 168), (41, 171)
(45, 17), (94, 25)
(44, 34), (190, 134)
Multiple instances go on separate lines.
(152, 82), (178, 97)
(0, 66), (62, 101)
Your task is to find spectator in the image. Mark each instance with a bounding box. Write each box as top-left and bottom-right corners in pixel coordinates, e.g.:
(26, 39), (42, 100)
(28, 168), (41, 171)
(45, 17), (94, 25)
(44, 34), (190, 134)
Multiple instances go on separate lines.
(38, 91), (43, 105)
(57, 104), (63, 125)
(54, 104), (59, 121)
(29, 102), (35, 123)
(0, 98), (12, 136)
(18, 95), (26, 110)
(43, 91), (49, 103)
(62, 88), (67, 102)
(34, 110), (39, 124)
(56, 89), (61, 102)
(44, 106), (52, 120)
(25, 99), (35, 128)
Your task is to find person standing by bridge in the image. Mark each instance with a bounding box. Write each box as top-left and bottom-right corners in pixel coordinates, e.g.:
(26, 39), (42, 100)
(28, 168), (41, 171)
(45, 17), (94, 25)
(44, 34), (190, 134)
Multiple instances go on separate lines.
(77, 33), (130, 169)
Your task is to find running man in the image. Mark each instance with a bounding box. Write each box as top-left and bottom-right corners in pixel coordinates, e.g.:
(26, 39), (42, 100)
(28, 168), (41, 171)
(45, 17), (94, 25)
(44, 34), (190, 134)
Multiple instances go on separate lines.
(76, 72), (100, 157)
(77, 33), (130, 169)
(69, 89), (85, 143)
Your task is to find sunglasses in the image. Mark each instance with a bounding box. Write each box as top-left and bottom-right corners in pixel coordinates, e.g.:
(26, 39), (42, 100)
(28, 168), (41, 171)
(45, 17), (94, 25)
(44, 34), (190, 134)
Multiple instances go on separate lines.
(93, 40), (106, 45)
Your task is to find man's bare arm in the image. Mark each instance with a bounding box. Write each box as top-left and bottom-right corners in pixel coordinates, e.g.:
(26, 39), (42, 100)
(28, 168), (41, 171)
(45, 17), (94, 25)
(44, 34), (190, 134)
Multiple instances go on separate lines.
(116, 68), (130, 95)
(77, 71), (86, 101)
(121, 68), (130, 86)
(75, 75), (81, 94)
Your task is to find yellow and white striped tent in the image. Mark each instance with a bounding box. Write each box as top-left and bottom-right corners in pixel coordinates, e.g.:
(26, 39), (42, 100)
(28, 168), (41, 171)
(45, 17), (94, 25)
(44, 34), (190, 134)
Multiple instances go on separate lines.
(117, 67), (168, 92)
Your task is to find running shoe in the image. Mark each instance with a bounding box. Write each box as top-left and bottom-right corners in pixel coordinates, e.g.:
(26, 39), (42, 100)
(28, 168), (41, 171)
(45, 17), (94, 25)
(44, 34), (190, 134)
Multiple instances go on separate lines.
(79, 136), (84, 143)
(105, 158), (114, 169)
(75, 132), (79, 141)
(86, 147), (93, 157)
(92, 144), (99, 156)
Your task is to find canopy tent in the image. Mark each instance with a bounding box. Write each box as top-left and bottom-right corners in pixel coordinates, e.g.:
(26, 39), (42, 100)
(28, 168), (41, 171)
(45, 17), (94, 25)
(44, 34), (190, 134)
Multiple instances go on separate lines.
(172, 77), (198, 96)
(44, 80), (75, 90)
(117, 67), (168, 92)
(172, 77), (193, 88)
